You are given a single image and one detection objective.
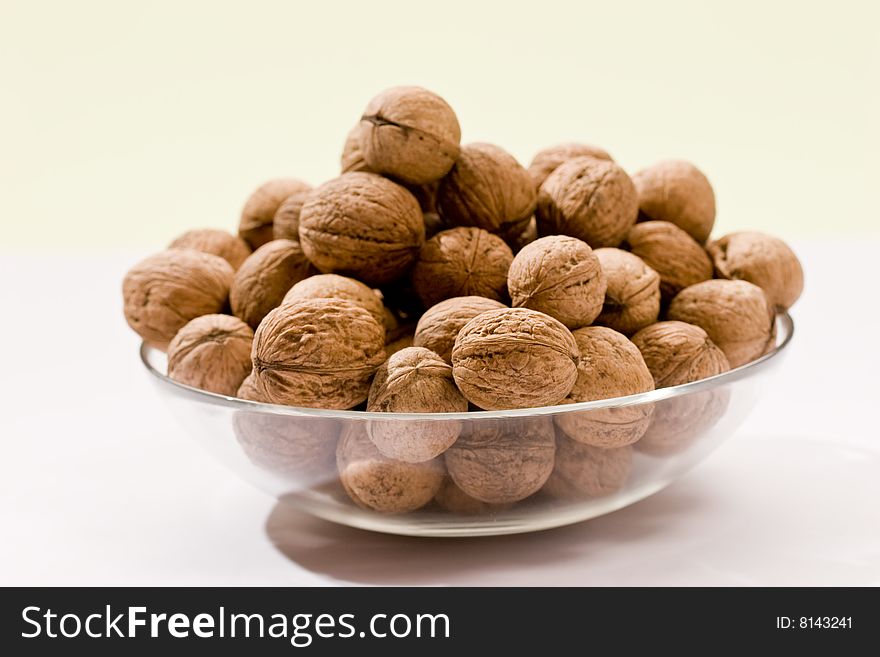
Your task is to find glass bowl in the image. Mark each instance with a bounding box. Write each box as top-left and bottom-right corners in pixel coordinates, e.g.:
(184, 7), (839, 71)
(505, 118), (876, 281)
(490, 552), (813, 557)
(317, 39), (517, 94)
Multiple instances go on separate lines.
(141, 312), (793, 537)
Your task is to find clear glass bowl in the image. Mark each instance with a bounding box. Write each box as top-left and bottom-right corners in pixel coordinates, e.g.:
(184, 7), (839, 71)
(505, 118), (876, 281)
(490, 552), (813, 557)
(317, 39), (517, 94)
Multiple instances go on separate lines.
(141, 313), (793, 537)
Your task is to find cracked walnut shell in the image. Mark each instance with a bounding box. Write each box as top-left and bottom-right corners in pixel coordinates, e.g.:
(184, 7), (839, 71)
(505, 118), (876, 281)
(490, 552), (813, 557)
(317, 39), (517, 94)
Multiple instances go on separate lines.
(360, 86), (461, 185)
(299, 172), (425, 286)
(633, 160), (715, 243)
(413, 296), (507, 364)
(168, 228), (251, 270)
(282, 274), (385, 330)
(508, 235), (606, 330)
(238, 178), (312, 249)
(593, 248), (660, 335)
(528, 142), (613, 189)
(451, 307), (579, 410)
(167, 314), (254, 396)
(122, 249), (233, 350)
(412, 227), (513, 308)
(536, 156), (638, 248)
(251, 298), (386, 409)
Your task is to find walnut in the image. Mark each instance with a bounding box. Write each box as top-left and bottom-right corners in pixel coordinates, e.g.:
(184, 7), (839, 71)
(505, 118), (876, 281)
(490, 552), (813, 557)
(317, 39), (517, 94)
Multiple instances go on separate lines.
(337, 422), (444, 513)
(238, 178), (312, 249)
(366, 347), (468, 462)
(631, 320), (730, 387)
(707, 231), (804, 310)
(230, 239), (315, 329)
(359, 86), (461, 185)
(299, 172), (425, 286)
(422, 212), (445, 240)
(543, 435), (632, 500)
(384, 331), (415, 358)
(340, 123), (373, 173)
(451, 307), (579, 410)
(528, 142), (613, 189)
(633, 160), (715, 243)
(509, 216), (538, 252)
(251, 298), (386, 409)
(436, 143), (536, 241)
(236, 372), (264, 401)
(168, 228), (251, 270)
(667, 280), (775, 368)
(637, 388), (730, 457)
(282, 274), (386, 329)
(624, 220), (713, 301)
(433, 476), (510, 515)
(508, 235), (606, 329)
(271, 184), (314, 242)
(233, 412), (340, 487)
(536, 156), (638, 248)
(167, 314), (253, 396)
(122, 249), (233, 350)
(413, 296), (507, 364)
(444, 417), (556, 503)
(412, 227), (513, 308)
(556, 327), (655, 449)
(593, 248), (660, 335)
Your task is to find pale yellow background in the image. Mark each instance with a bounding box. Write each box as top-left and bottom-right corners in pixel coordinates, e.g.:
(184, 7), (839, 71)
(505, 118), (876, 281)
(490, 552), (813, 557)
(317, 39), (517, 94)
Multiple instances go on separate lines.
(1, 0), (877, 249)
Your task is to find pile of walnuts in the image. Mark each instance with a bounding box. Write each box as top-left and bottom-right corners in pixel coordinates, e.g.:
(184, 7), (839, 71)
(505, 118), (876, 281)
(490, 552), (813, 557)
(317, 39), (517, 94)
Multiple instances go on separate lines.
(123, 86), (803, 514)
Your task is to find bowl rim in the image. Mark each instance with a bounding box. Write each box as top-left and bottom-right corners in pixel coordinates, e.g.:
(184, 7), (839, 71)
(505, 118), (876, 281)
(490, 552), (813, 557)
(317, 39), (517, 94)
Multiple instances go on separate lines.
(141, 311), (793, 422)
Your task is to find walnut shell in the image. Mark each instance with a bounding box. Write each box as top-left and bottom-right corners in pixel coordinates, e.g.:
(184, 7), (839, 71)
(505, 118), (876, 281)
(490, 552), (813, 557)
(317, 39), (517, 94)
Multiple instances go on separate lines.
(508, 235), (606, 329)
(436, 143), (536, 240)
(631, 320), (731, 387)
(707, 231), (804, 310)
(236, 372), (264, 401)
(384, 331), (415, 358)
(633, 160), (715, 243)
(413, 296), (507, 364)
(340, 123), (373, 174)
(337, 422), (444, 513)
(412, 227), (513, 308)
(509, 216), (538, 252)
(637, 388), (730, 457)
(445, 417), (556, 504)
(556, 327), (655, 449)
(230, 239), (315, 329)
(239, 178), (312, 249)
(360, 86), (461, 185)
(624, 220), (713, 301)
(168, 228), (252, 270)
(536, 156), (638, 248)
(167, 314), (253, 396)
(528, 142), (613, 189)
(272, 184), (314, 242)
(282, 274), (385, 329)
(434, 477), (508, 515)
(299, 172), (425, 286)
(593, 248), (660, 335)
(122, 249), (233, 349)
(451, 307), (579, 410)
(251, 298), (386, 409)
(667, 280), (775, 368)
(366, 347), (468, 462)
(422, 212), (445, 240)
(543, 435), (632, 500)
(233, 411), (340, 487)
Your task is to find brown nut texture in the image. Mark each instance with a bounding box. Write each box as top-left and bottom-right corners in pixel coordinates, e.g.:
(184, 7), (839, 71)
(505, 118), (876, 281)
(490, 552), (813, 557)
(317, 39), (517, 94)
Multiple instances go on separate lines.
(366, 347), (468, 462)
(360, 86), (461, 185)
(337, 422), (444, 513)
(631, 321), (730, 387)
(437, 143), (536, 240)
(167, 314), (254, 396)
(633, 160), (715, 243)
(556, 327), (655, 449)
(168, 228), (251, 271)
(637, 387), (730, 457)
(340, 123), (373, 174)
(508, 235), (607, 329)
(536, 156), (638, 248)
(299, 172), (425, 286)
(412, 227), (513, 308)
(283, 274), (385, 329)
(509, 216), (538, 252)
(593, 248), (660, 335)
(445, 417), (556, 504)
(434, 477), (508, 515)
(667, 280), (775, 368)
(543, 435), (633, 500)
(625, 221), (713, 301)
(384, 332), (415, 358)
(251, 298), (386, 409)
(271, 184), (314, 242)
(230, 239), (315, 329)
(239, 178), (312, 249)
(528, 142), (613, 189)
(122, 249), (234, 349)
(707, 231), (804, 310)
(236, 372), (264, 401)
(413, 296), (507, 364)
(451, 307), (579, 410)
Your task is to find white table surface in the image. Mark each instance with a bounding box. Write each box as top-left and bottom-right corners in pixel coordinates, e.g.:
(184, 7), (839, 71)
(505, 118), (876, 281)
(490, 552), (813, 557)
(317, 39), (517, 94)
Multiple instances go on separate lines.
(1, 240), (878, 586)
